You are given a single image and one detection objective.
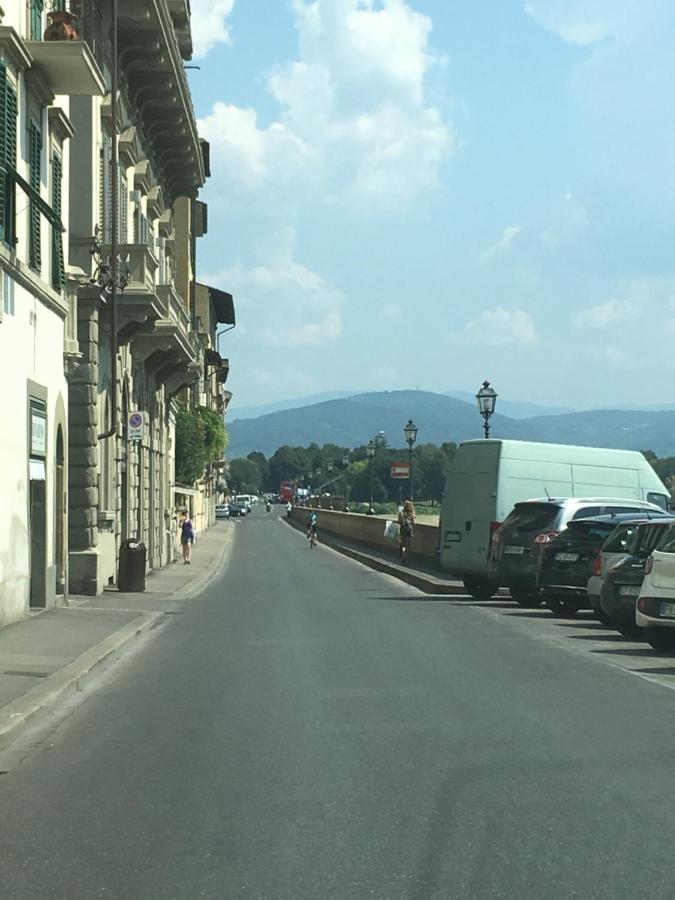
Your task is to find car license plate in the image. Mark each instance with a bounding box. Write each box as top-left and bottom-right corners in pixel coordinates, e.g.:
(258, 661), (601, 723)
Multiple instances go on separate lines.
(619, 585), (640, 596)
(505, 546), (525, 555)
(555, 552), (579, 562)
(659, 602), (675, 618)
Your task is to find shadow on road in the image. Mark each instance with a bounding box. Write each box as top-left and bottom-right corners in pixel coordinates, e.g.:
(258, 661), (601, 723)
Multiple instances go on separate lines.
(591, 647), (658, 657)
(566, 633), (627, 642)
(634, 666), (675, 675)
(554, 622), (608, 630)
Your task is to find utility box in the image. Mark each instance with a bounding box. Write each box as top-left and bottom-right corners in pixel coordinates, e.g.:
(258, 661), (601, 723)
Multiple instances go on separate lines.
(118, 539), (147, 592)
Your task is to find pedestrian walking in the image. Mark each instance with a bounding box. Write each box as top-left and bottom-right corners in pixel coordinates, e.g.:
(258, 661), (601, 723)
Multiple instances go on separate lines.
(397, 499), (416, 565)
(180, 511), (195, 565)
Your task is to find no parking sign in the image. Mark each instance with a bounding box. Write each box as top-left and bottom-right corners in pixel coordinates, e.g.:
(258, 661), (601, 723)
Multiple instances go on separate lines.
(127, 411), (146, 442)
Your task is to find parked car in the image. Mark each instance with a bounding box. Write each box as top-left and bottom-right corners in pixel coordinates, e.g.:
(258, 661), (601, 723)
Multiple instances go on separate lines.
(492, 498), (666, 608)
(439, 438), (670, 600)
(587, 514), (671, 622)
(215, 503), (229, 519)
(228, 501), (247, 518)
(636, 523), (675, 651)
(538, 515), (642, 617)
(600, 518), (675, 635)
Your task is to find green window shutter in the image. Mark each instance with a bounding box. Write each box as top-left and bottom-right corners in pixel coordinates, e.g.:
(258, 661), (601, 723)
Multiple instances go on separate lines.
(51, 153), (64, 292)
(0, 71), (17, 246)
(29, 120), (42, 270)
(30, 0), (44, 40)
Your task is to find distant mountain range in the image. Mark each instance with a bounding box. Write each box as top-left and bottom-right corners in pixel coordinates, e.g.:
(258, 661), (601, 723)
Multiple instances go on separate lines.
(226, 390), (675, 458)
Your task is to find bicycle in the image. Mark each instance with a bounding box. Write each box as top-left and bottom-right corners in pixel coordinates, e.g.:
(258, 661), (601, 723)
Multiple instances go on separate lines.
(308, 525), (318, 549)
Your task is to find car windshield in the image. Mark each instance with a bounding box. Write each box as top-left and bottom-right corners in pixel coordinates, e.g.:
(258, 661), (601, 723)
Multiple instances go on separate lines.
(504, 503), (559, 532)
(563, 521), (617, 545)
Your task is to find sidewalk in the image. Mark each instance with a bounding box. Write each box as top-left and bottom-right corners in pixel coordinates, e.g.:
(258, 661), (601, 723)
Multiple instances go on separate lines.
(287, 518), (466, 594)
(0, 521), (233, 752)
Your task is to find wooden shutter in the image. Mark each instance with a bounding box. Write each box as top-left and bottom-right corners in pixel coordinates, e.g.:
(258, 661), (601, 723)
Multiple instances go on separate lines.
(51, 153), (64, 292)
(31, 0), (44, 40)
(118, 171), (128, 243)
(29, 120), (42, 270)
(99, 139), (112, 243)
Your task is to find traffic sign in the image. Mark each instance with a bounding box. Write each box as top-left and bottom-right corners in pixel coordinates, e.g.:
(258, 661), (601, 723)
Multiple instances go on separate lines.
(127, 410), (146, 442)
(390, 462), (410, 479)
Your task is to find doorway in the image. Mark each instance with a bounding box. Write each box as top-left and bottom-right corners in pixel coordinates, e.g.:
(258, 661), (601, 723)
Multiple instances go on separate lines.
(55, 426), (65, 595)
(29, 477), (47, 608)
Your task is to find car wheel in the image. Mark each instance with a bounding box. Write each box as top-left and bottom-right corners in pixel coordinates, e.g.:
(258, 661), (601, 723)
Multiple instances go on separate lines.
(545, 594), (580, 618)
(509, 585), (542, 608)
(462, 578), (498, 601)
(590, 602), (611, 625)
(645, 628), (675, 652)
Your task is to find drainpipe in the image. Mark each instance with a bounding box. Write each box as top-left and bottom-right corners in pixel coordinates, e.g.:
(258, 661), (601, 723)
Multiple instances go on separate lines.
(98, 0), (119, 441)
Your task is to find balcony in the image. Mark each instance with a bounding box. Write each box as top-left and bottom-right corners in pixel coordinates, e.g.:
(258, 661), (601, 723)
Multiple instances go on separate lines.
(26, 8), (105, 96)
(166, 0), (193, 60)
(102, 242), (165, 342)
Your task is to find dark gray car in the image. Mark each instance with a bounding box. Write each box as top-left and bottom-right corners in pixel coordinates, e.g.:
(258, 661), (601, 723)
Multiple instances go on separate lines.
(490, 498), (666, 608)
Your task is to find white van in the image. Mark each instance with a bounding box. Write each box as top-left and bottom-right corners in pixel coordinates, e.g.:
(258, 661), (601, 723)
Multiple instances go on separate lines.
(235, 494), (253, 512)
(439, 440), (669, 595)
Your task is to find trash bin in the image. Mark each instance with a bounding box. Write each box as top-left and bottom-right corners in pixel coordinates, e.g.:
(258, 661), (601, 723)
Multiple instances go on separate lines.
(118, 539), (147, 592)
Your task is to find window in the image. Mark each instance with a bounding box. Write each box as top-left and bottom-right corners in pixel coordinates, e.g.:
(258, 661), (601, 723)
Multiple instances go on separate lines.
(647, 492), (669, 511)
(504, 503), (560, 532)
(604, 525), (636, 554)
(28, 119), (42, 271)
(118, 171), (128, 243)
(0, 65), (17, 245)
(51, 152), (64, 292)
(571, 506), (602, 519)
(657, 525), (675, 554)
(30, 0), (44, 40)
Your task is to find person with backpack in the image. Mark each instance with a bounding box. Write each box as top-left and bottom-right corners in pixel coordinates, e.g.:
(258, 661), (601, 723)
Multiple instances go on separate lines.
(180, 511), (195, 565)
(397, 500), (416, 564)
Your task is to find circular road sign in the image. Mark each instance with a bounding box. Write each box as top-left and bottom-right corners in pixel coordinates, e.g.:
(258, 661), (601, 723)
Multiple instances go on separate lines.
(129, 413), (143, 428)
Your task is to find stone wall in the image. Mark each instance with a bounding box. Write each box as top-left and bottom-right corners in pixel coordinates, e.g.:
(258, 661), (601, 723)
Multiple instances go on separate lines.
(291, 507), (440, 562)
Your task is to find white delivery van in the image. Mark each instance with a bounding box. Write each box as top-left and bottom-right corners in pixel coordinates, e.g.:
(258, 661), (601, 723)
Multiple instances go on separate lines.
(439, 439), (669, 594)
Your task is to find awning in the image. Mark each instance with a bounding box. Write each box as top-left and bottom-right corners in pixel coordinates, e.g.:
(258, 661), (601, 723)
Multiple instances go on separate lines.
(204, 348), (221, 366)
(173, 484), (200, 497)
(210, 287), (235, 326)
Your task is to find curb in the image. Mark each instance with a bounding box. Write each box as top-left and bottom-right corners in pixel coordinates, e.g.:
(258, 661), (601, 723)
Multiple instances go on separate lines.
(284, 518), (466, 595)
(0, 610), (163, 752)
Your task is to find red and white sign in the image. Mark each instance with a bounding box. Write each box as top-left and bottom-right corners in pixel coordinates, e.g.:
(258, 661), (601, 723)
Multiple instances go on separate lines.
(390, 462), (410, 479)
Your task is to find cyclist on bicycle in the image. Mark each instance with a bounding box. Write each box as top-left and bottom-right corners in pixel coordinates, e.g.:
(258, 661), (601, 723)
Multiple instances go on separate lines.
(305, 511), (318, 543)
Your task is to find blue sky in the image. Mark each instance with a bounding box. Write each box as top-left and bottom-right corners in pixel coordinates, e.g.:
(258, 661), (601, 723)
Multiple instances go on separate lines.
(188, 0), (675, 411)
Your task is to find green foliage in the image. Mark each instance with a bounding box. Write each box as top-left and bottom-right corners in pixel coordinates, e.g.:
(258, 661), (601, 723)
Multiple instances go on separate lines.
(175, 406), (208, 486)
(197, 406), (227, 464)
(175, 405), (227, 486)
(228, 458), (263, 494)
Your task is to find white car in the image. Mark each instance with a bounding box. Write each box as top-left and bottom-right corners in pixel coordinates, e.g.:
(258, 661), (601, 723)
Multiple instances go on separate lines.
(215, 504), (229, 519)
(636, 522), (675, 651)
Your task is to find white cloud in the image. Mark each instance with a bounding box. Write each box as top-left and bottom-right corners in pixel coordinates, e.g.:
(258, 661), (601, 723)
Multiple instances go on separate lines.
(463, 308), (537, 346)
(480, 225), (523, 262)
(206, 228), (344, 349)
(573, 299), (637, 328)
(524, 1), (624, 46)
(199, 0), (454, 208)
(191, 0), (235, 58)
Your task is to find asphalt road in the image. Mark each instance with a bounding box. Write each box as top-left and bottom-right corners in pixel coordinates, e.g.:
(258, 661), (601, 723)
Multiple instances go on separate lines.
(3, 510), (675, 898)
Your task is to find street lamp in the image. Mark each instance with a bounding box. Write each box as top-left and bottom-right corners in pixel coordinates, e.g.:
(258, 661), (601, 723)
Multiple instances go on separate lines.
(366, 439), (376, 513)
(403, 419), (418, 501)
(476, 380), (497, 438)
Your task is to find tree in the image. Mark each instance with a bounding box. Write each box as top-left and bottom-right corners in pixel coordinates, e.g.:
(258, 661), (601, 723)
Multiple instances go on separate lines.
(175, 406), (207, 485)
(228, 458), (263, 494)
(247, 451), (268, 488)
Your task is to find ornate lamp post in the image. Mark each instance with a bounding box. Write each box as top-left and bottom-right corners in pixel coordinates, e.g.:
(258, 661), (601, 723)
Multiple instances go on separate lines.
(403, 419), (418, 501)
(476, 381), (497, 438)
(366, 440), (376, 513)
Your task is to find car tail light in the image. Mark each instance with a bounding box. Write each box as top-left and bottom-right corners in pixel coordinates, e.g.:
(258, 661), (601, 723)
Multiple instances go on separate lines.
(592, 554), (602, 577)
(489, 521), (502, 544)
(645, 555), (654, 574)
(534, 531), (559, 544)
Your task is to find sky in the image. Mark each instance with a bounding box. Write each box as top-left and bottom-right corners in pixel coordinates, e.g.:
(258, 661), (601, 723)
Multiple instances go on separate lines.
(188, 0), (675, 412)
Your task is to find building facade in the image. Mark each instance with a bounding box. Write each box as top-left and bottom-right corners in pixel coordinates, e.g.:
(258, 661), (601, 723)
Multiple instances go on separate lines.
(0, 0), (231, 623)
(0, 0), (103, 624)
